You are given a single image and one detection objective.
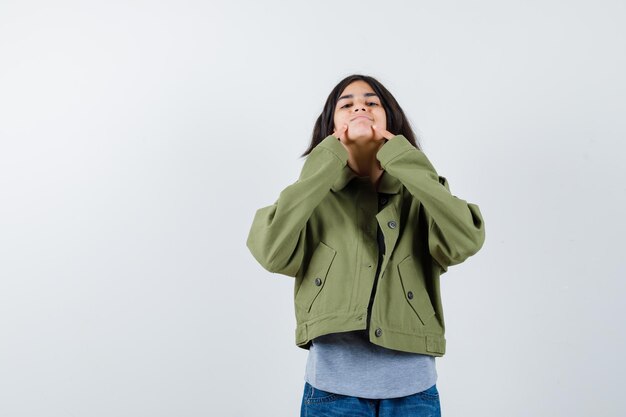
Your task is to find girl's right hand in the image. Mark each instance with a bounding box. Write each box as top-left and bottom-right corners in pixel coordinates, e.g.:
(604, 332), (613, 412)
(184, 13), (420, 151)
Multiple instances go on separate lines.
(333, 124), (361, 174)
(332, 124), (350, 155)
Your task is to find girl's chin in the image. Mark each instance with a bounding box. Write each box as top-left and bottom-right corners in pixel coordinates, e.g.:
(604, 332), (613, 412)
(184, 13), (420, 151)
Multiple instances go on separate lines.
(347, 126), (373, 136)
(346, 134), (376, 142)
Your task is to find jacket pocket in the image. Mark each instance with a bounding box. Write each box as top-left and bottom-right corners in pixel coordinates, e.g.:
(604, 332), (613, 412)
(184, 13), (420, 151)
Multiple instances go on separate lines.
(397, 255), (436, 326)
(295, 241), (337, 314)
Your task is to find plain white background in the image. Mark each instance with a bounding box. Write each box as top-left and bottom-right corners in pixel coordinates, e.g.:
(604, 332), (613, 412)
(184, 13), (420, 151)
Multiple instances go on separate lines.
(1, 1), (624, 416)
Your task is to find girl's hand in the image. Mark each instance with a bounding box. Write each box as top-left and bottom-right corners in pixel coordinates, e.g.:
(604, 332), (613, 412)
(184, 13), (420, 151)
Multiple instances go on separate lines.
(371, 125), (396, 171)
(333, 124), (362, 173)
(332, 124), (350, 153)
(371, 125), (396, 141)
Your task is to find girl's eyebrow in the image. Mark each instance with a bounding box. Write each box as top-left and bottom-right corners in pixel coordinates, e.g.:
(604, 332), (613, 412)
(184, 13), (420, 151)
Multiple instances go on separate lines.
(337, 92), (378, 101)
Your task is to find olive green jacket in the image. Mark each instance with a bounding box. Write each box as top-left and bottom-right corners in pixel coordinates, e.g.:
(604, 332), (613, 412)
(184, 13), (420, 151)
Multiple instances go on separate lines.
(246, 134), (485, 356)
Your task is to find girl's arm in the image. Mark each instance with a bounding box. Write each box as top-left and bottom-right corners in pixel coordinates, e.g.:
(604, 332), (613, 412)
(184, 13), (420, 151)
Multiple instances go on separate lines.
(376, 134), (486, 272)
(246, 135), (348, 277)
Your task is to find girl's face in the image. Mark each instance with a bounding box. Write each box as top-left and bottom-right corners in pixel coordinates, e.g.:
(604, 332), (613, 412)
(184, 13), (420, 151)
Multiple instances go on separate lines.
(333, 80), (387, 142)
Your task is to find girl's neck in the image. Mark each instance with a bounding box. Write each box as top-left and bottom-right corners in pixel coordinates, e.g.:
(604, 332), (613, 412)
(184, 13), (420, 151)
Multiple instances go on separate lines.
(346, 141), (385, 191)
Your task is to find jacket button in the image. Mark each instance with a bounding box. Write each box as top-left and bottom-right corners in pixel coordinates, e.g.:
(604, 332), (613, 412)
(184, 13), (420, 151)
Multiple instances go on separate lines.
(387, 220), (397, 229)
(375, 328), (382, 337)
(314, 277), (322, 286)
(407, 291), (414, 299)
(380, 197), (388, 205)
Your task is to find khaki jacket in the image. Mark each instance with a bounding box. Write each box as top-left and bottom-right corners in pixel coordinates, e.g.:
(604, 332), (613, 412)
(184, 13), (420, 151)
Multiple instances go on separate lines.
(246, 134), (485, 356)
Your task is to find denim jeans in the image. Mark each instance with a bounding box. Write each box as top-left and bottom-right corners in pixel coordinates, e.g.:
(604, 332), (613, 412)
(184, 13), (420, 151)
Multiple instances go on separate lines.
(300, 381), (441, 417)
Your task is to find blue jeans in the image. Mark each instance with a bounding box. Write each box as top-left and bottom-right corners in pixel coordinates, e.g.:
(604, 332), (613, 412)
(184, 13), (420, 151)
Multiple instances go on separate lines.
(300, 381), (441, 417)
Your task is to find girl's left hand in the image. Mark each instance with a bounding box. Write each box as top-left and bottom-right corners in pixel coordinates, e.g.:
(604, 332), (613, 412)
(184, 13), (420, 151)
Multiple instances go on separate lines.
(372, 125), (396, 141)
(372, 125), (396, 171)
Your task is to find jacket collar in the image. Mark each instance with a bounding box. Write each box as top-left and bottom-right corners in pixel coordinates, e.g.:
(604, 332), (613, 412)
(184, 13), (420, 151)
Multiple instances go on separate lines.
(331, 165), (402, 194)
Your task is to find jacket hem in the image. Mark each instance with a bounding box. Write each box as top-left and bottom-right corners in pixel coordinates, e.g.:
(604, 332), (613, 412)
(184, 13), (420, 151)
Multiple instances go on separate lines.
(295, 310), (368, 350)
(295, 311), (446, 357)
(367, 322), (446, 357)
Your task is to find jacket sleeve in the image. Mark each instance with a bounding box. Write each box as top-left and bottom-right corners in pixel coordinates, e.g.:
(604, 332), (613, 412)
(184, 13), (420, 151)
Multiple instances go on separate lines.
(246, 134), (349, 277)
(376, 135), (485, 272)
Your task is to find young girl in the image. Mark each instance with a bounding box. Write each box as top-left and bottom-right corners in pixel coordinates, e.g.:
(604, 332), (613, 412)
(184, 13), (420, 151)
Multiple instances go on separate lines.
(246, 74), (485, 416)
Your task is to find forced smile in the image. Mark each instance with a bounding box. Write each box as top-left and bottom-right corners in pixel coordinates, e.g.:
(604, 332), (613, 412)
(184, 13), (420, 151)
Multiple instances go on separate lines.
(351, 115), (373, 122)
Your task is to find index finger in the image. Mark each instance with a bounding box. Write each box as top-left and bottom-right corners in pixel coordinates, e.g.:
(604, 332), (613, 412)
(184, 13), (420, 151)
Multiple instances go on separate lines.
(333, 124), (348, 141)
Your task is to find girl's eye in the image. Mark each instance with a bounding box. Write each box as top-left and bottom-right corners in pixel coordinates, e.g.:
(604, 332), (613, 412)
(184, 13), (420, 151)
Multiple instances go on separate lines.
(340, 102), (378, 109)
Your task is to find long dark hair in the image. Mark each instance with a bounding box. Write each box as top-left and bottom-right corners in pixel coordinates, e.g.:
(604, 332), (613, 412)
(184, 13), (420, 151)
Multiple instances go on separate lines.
(300, 74), (421, 158)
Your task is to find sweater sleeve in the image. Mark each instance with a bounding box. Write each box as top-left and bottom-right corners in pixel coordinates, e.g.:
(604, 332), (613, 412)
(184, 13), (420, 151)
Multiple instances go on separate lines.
(376, 135), (485, 272)
(246, 134), (349, 277)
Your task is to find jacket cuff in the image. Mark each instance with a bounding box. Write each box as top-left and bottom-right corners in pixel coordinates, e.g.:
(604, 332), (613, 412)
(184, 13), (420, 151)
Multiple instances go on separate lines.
(376, 135), (417, 170)
(315, 135), (349, 165)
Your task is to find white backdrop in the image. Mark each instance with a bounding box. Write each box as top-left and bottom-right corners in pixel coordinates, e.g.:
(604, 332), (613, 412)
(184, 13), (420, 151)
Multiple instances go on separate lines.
(1, 1), (624, 416)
